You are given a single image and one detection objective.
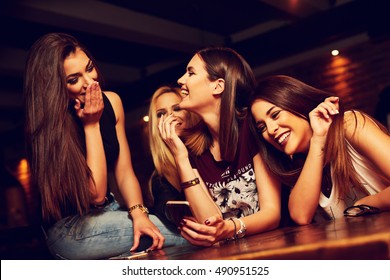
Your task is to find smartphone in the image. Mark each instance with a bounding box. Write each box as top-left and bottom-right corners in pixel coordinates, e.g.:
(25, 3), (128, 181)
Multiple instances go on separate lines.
(165, 201), (194, 227)
(109, 251), (149, 260)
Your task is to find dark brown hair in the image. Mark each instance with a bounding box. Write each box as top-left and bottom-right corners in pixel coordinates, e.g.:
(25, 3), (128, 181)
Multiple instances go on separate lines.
(24, 33), (103, 223)
(249, 75), (365, 198)
(186, 47), (256, 161)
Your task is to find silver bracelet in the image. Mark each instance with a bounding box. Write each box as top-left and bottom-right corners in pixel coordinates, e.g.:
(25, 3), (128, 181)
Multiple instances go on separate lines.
(226, 218), (238, 241)
(236, 218), (246, 239)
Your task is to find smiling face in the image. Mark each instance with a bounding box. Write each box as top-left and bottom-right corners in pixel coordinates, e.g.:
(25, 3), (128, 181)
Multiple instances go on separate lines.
(251, 98), (313, 155)
(177, 54), (219, 113)
(155, 91), (190, 136)
(63, 47), (98, 105)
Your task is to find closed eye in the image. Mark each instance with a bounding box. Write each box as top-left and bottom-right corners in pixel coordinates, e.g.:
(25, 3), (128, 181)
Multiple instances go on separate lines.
(256, 123), (266, 134)
(86, 60), (94, 73)
(86, 64), (94, 73)
(270, 110), (281, 119)
(67, 75), (79, 85)
(173, 105), (181, 112)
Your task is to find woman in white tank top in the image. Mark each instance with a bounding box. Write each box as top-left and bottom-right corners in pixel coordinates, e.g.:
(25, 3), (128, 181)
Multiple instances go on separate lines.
(250, 75), (390, 224)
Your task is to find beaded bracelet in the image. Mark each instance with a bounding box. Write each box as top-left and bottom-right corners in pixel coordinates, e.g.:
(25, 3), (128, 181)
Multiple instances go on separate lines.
(180, 177), (200, 189)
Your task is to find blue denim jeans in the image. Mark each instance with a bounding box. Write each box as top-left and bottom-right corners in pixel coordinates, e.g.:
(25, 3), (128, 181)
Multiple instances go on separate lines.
(43, 199), (188, 259)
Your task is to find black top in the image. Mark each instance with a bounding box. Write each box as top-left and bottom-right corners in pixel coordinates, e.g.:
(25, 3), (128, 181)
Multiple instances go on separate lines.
(99, 93), (120, 172)
(44, 93), (120, 226)
(76, 93), (119, 202)
(77, 93), (119, 170)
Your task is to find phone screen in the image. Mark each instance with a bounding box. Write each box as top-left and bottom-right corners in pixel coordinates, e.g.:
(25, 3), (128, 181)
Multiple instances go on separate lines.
(165, 201), (194, 227)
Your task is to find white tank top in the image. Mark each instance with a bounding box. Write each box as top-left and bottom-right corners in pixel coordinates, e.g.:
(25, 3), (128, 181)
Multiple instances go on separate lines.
(319, 139), (389, 219)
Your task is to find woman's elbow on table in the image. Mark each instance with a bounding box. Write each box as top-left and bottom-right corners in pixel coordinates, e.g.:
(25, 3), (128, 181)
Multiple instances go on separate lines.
(290, 212), (313, 226)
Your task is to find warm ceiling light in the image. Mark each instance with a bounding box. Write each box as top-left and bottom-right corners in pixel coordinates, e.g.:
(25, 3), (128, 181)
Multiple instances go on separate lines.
(331, 49), (340, 56)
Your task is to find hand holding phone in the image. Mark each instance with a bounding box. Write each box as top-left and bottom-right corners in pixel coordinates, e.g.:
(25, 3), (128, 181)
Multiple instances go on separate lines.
(164, 201), (195, 227)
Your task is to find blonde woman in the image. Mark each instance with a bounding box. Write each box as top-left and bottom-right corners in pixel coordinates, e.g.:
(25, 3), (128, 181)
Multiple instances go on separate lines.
(147, 86), (199, 228)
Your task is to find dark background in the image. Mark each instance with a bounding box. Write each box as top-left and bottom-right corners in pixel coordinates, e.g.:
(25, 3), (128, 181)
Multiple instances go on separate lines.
(0, 0), (389, 259)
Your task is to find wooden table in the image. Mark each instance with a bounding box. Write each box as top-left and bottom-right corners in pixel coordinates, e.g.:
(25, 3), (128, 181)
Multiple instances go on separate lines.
(140, 211), (390, 260)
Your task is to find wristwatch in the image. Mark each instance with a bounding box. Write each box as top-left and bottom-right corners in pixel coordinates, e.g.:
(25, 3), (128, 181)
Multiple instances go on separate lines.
(128, 204), (149, 216)
(236, 218), (246, 239)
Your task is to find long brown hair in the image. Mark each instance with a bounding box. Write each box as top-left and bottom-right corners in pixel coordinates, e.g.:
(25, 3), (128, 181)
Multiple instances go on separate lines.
(249, 75), (365, 198)
(186, 47), (256, 161)
(24, 33), (103, 223)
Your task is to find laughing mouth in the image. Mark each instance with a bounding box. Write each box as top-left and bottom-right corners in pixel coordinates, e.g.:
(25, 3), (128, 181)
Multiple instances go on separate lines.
(276, 132), (290, 145)
(181, 89), (189, 95)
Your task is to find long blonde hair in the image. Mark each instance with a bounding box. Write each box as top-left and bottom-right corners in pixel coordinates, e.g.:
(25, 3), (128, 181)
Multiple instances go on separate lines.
(147, 86), (199, 201)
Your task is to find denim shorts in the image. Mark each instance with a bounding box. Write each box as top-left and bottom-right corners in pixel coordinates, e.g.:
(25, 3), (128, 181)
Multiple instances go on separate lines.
(43, 198), (187, 259)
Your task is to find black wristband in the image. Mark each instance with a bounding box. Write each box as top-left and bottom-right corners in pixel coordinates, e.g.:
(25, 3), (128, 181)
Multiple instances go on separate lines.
(180, 178), (200, 189)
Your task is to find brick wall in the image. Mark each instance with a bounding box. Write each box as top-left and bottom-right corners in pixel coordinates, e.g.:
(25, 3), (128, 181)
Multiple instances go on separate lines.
(257, 38), (390, 116)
